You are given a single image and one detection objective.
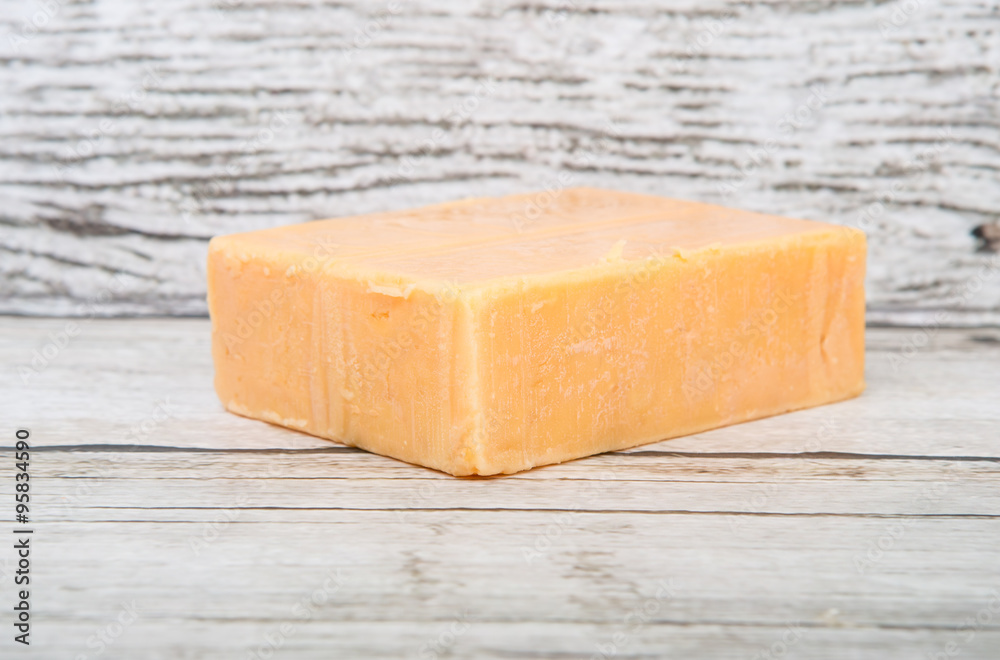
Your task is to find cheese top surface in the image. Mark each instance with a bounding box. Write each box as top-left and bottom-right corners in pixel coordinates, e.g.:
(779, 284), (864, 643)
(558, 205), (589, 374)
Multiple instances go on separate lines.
(210, 188), (852, 290)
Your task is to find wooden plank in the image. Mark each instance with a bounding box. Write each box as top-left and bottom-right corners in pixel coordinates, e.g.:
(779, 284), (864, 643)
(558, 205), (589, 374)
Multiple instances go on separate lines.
(27, 448), (1000, 517)
(12, 514), (1000, 658)
(1, 1), (999, 321)
(31, 466), (1000, 517)
(1, 318), (999, 657)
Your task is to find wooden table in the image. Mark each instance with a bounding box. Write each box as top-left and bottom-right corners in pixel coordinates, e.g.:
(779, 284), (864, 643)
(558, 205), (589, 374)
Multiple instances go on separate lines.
(4, 318), (999, 658)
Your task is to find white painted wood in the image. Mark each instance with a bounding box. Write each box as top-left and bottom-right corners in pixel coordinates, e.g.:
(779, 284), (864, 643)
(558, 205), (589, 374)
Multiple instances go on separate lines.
(1, 1), (999, 323)
(1, 318), (999, 658)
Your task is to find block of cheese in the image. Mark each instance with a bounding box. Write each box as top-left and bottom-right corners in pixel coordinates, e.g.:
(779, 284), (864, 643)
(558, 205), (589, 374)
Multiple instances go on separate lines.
(207, 188), (865, 476)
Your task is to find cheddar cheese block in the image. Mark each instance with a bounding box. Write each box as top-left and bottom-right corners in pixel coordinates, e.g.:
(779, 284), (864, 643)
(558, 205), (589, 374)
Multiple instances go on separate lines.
(207, 188), (866, 475)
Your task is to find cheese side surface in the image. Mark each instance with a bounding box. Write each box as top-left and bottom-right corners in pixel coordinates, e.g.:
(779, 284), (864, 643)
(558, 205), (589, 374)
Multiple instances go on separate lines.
(207, 188), (866, 475)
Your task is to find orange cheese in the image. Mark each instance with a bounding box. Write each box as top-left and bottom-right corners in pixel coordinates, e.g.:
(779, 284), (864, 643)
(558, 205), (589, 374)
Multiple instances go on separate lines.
(207, 188), (866, 476)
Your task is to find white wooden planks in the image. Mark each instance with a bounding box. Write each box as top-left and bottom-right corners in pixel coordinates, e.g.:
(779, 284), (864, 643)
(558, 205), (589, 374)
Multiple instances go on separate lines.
(1, 318), (999, 657)
(1, 1), (999, 322)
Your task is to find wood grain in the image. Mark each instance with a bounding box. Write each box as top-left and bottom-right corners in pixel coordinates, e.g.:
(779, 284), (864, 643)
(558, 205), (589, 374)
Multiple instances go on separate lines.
(1, 1), (999, 323)
(2, 318), (1000, 657)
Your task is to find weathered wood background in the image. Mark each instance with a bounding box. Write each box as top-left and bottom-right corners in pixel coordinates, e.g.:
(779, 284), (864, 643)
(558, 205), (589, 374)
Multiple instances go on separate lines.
(1, 0), (999, 322)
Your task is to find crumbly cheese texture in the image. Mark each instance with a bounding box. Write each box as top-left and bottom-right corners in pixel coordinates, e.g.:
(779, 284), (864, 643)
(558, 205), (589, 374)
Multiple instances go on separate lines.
(207, 188), (866, 476)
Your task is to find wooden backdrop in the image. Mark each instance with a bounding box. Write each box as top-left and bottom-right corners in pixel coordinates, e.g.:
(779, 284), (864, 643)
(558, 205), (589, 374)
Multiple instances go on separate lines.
(2, 0), (998, 323)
